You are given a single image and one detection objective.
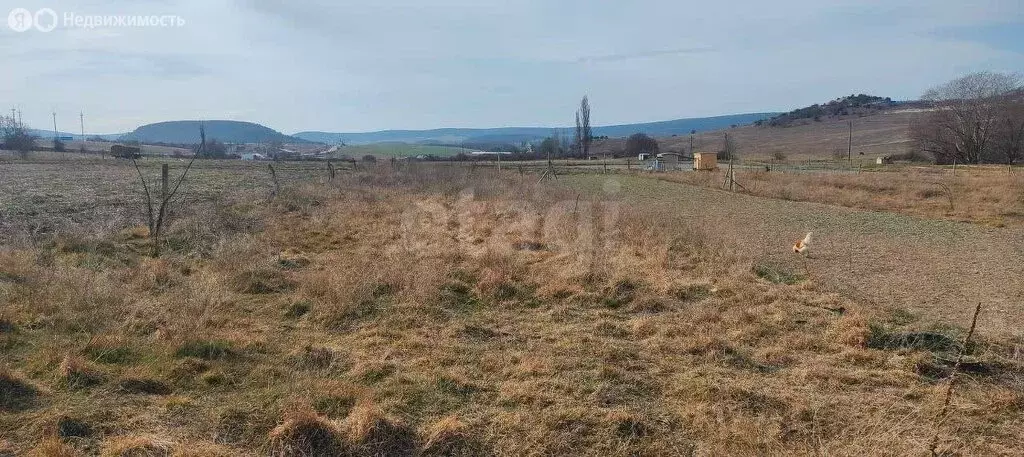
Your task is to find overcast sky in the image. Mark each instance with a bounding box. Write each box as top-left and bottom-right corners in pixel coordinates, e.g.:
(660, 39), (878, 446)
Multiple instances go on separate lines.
(1, 0), (1022, 134)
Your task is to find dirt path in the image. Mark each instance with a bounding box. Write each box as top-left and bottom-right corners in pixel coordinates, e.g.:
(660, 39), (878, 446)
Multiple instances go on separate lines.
(565, 174), (1024, 339)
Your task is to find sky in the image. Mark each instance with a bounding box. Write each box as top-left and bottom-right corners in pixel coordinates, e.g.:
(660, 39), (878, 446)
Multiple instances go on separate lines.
(0, 0), (1022, 134)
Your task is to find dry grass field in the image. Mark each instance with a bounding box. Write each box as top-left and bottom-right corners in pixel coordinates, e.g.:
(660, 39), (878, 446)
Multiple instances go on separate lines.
(1, 158), (1022, 456)
(660, 165), (1024, 227)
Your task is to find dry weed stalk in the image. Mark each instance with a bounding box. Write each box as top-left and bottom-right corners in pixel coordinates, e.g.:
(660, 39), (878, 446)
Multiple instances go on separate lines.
(927, 302), (982, 456)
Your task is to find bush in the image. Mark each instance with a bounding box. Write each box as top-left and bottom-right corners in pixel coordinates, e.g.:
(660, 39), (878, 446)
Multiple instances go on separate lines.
(1, 116), (36, 157)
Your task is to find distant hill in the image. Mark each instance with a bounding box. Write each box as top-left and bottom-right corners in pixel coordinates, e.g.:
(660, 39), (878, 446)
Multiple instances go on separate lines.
(762, 94), (931, 127)
(120, 120), (302, 144)
(589, 108), (932, 161)
(294, 113), (777, 145)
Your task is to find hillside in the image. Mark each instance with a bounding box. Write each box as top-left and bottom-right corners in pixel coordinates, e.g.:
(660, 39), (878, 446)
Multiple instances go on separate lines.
(294, 113), (777, 145)
(592, 109), (932, 161)
(121, 120), (302, 145)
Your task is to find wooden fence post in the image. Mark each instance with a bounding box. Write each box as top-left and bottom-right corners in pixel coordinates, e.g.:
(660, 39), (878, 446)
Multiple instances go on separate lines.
(160, 164), (169, 202)
(268, 164), (280, 198)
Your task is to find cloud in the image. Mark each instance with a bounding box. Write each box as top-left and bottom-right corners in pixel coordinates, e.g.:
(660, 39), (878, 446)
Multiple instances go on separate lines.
(931, 22), (1024, 55)
(576, 47), (715, 64)
(0, 0), (1021, 133)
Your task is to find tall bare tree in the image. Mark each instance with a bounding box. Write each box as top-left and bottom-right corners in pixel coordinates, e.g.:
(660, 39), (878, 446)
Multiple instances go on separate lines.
(574, 111), (582, 158)
(579, 96), (592, 159)
(912, 72), (1022, 164)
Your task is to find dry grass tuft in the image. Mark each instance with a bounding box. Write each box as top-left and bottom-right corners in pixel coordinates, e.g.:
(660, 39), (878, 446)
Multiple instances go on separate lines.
(344, 402), (417, 456)
(24, 437), (78, 457)
(100, 436), (174, 457)
(420, 415), (483, 456)
(169, 443), (235, 457)
(268, 405), (348, 457)
(58, 355), (105, 388)
(231, 264), (296, 294)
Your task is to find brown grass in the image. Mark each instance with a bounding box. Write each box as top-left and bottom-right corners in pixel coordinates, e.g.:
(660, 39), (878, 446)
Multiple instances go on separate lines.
(268, 405), (347, 456)
(100, 436), (173, 456)
(662, 165), (1024, 226)
(0, 161), (1020, 455)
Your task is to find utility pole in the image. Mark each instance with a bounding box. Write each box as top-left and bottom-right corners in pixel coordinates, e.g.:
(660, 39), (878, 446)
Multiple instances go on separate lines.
(80, 111), (86, 154)
(52, 111), (62, 157)
(848, 120), (853, 168)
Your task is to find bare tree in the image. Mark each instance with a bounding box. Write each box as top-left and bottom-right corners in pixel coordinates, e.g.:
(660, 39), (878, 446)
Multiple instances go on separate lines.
(719, 132), (738, 161)
(1, 115), (36, 158)
(131, 126), (202, 257)
(912, 72), (1022, 164)
(993, 93), (1024, 164)
(574, 111), (583, 158)
(625, 132), (659, 157)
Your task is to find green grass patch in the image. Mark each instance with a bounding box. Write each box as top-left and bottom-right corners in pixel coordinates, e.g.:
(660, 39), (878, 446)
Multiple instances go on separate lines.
(602, 279), (641, 309)
(753, 264), (803, 285)
(669, 284), (712, 302)
(439, 281), (481, 311)
(284, 301), (312, 319)
(175, 339), (234, 360)
(84, 345), (137, 365)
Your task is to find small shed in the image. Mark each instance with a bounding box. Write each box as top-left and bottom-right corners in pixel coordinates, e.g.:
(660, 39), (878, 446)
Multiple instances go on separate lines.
(693, 152), (718, 171)
(876, 156), (892, 165)
(638, 153), (650, 161)
(658, 153), (682, 170)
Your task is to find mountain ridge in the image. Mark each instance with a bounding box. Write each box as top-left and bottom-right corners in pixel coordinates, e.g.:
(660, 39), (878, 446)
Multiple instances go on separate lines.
(294, 113), (778, 145)
(21, 113), (778, 146)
